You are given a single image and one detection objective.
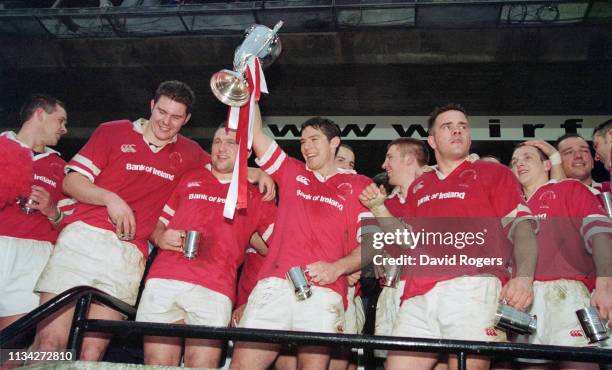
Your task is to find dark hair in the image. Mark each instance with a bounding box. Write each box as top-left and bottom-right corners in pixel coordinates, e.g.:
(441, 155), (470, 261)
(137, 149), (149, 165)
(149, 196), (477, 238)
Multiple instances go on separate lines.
(154, 80), (196, 114)
(427, 103), (467, 134)
(20, 94), (65, 124)
(300, 117), (341, 142)
(372, 172), (393, 194)
(513, 142), (547, 162)
(592, 118), (612, 139)
(388, 138), (429, 166)
(555, 133), (586, 150)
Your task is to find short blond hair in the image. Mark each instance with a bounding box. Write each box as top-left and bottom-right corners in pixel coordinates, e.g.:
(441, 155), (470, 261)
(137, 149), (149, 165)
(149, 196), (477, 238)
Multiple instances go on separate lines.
(388, 138), (429, 166)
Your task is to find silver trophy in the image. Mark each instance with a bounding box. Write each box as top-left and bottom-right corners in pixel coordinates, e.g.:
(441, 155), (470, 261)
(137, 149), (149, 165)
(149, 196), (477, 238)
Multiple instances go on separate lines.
(494, 304), (537, 335)
(576, 306), (609, 343)
(16, 195), (38, 215)
(286, 266), (312, 301)
(210, 21), (283, 107)
(600, 192), (612, 218)
(183, 230), (201, 260)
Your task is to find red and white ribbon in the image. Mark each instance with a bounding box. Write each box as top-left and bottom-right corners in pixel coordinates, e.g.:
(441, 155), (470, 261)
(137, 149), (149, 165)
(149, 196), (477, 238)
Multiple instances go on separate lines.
(223, 58), (267, 219)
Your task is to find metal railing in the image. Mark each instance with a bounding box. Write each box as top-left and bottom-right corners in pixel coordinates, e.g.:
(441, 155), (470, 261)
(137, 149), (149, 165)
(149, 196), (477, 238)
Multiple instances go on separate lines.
(1, 285), (611, 370)
(0, 286), (136, 353)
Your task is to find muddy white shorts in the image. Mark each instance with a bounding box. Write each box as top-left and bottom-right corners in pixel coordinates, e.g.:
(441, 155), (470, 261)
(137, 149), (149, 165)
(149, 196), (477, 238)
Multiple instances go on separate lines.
(392, 276), (506, 342)
(35, 221), (145, 306)
(0, 236), (52, 316)
(518, 279), (592, 347)
(136, 278), (232, 327)
(239, 277), (345, 334)
(345, 286), (365, 335)
(375, 280), (406, 336)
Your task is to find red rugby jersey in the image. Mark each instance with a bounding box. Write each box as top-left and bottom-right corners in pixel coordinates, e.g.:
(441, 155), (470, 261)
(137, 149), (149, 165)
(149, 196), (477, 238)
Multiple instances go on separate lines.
(147, 166), (276, 303)
(64, 119), (210, 256)
(254, 141), (372, 303)
(526, 179), (612, 290)
(0, 131), (67, 243)
(400, 158), (535, 301)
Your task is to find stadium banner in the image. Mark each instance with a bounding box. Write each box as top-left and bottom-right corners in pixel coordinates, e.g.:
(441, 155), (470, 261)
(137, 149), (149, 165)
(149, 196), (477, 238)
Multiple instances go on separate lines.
(261, 116), (611, 141)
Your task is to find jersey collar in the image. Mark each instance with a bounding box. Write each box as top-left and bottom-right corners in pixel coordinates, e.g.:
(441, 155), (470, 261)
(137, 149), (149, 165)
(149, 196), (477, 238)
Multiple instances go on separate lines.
(423, 153), (480, 180)
(204, 163), (231, 184)
(525, 178), (558, 202)
(387, 186), (407, 204)
(0, 130), (61, 160)
(304, 164), (354, 182)
(133, 118), (178, 153)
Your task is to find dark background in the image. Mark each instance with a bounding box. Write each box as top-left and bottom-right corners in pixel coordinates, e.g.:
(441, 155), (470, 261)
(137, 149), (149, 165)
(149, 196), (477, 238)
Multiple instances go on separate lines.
(1, 7), (611, 179)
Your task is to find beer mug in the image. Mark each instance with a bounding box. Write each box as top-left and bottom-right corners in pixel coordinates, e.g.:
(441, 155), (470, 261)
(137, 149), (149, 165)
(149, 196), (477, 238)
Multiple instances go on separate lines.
(183, 230), (201, 260)
(576, 306), (610, 343)
(16, 195), (38, 215)
(210, 21), (283, 107)
(286, 266), (312, 301)
(494, 304), (537, 335)
(381, 263), (402, 288)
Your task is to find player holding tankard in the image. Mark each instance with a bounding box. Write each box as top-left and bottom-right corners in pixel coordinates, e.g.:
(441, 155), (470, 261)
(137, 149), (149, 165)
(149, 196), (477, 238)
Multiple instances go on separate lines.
(494, 302), (537, 335)
(286, 266), (312, 300)
(182, 230), (201, 260)
(16, 195), (39, 215)
(576, 306), (610, 343)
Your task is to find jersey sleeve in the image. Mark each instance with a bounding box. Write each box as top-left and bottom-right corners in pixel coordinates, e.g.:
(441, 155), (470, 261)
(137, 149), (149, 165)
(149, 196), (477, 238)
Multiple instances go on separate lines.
(254, 140), (299, 188)
(569, 181), (612, 253)
(351, 176), (376, 250)
(490, 165), (538, 241)
(159, 171), (192, 226)
(255, 198), (276, 242)
(65, 124), (111, 182)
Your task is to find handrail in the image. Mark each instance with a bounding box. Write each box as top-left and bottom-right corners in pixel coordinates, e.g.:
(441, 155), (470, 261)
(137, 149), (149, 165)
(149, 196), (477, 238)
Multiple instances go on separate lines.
(1, 285), (610, 370)
(85, 319), (612, 364)
(0, 285), (135, 348)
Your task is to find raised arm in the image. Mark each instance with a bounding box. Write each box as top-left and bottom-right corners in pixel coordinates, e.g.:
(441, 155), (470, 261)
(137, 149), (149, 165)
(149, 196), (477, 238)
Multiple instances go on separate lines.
(252, 104), (275, 159)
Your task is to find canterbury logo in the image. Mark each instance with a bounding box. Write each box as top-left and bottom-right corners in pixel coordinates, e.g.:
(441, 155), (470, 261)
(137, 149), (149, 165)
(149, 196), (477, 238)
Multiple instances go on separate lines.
(121, 144), (137, 153)
(485, 328), (498, 337)
(413, 181), (424, 194)
(296, 175), (310, 186)
(569, 330), (584, 337)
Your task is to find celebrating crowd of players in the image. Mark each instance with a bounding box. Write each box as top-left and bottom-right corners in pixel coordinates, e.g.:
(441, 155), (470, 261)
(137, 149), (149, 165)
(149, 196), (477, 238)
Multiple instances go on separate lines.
(1, 80), (611, 370)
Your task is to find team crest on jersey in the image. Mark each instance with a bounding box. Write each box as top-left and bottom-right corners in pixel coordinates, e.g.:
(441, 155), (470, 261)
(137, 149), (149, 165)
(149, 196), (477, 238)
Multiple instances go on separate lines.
(50, 162), (64, 173)
(458, 169), (477, 187)
(169, 152), (183, 170)
(413, 180), (425, 194)
(120, 144), (137, 153)
(336, 182), (353, 196)
(187, 181), (201, 188)
(538, 190), (556, 209)
(296, 175), (310, 186)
